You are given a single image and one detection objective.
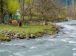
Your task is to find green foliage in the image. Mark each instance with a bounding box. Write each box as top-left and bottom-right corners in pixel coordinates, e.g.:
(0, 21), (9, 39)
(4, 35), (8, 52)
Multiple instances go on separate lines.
(6, 0), (20, 14)
(25, 0), (33, 5)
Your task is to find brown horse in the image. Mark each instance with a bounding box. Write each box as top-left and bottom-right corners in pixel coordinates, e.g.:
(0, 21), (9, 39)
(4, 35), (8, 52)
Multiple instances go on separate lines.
(8, 19), (22, 27)
(12, 20), (18, 26)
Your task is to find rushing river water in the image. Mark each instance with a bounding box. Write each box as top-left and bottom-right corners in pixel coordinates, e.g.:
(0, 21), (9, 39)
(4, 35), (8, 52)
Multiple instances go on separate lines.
(0, 20), (76, 56)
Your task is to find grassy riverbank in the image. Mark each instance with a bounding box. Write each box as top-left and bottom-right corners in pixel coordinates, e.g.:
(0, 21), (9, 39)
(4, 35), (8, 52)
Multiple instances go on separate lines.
(0, 24), (58, 41)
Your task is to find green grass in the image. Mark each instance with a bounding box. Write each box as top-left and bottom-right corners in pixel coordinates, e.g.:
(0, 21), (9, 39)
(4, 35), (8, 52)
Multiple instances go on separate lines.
(0, 24), (57, 41)
(0, 24), (56, 33)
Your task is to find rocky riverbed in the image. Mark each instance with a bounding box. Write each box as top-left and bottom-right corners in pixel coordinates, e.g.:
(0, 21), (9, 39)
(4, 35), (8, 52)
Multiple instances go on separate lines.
(0, 27), (58, 41)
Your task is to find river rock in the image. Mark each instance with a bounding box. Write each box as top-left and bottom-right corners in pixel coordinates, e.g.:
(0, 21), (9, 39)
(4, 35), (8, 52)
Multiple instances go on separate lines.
(30, 34), (36, 39)
(13, 33), (20, 38)
(18, 34), (25, 39)
(26, 34), (31, 40)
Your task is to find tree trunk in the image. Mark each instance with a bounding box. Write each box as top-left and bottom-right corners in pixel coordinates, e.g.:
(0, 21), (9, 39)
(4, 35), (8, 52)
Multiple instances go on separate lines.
(0, 0), (4, 23)
(20, 0), (25, 21)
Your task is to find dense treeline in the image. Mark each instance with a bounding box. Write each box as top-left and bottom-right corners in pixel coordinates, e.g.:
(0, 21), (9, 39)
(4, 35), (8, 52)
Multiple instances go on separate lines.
(23, 0), (67, 22)
(0, 0), (68, 23)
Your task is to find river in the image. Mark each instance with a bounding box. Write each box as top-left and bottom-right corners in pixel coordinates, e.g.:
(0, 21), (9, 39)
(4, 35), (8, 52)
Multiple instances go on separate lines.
(0, 20), (76, 56)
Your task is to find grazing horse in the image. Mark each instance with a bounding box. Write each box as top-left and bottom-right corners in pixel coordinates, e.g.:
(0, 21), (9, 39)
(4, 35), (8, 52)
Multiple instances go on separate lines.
(8, 19), (22, 27)
(12, 20), (18, 26)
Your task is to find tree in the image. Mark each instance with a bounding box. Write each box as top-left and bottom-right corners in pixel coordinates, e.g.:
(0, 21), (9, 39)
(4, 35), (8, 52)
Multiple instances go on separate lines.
(20, 0), (67, 22)
(19, 0), (25, 20)
(0, 0), (5, 23)
(32, 0), (58, 21)
(25, 0), (34, 20)
(34, 0), (67, 21)
(6, 0), (20, 19)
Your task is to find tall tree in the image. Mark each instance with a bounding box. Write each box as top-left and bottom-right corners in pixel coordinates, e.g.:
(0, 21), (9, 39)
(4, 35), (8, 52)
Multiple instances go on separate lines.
(19, 0), (25, 20)
(0, 0), (5, 23)
(34, 0), (67, 21)
(6, 0), (20, 19)
(33, 0), (59, 21)
(25, 0), (34, 20)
